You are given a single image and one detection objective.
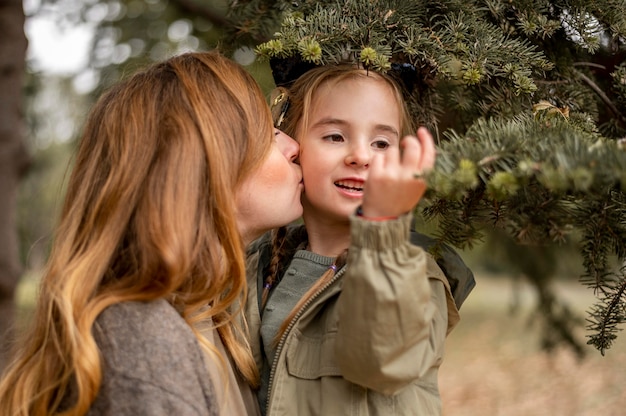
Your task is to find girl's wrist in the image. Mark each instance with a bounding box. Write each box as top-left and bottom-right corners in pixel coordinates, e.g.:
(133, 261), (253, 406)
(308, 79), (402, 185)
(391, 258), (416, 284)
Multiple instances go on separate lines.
(355, 205), (399, 221)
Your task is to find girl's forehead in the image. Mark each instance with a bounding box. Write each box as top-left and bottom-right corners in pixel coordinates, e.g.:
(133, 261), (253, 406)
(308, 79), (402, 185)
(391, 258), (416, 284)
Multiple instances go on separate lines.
(313, 76), (392, 103)
(312, 76), (398, 109)
(302, 72), (410, 136)
(306, 76), (402, 133)
(321, 73), (384, 90)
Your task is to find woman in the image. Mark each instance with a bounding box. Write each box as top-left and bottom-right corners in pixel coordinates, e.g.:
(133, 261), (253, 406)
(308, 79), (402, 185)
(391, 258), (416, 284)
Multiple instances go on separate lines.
(0, 51), (303, 415)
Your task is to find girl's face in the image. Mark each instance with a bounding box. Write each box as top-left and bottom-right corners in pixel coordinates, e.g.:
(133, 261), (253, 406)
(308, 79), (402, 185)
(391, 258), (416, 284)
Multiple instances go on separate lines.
(299, 77), (402, 222)
(235, 130), (303, 245)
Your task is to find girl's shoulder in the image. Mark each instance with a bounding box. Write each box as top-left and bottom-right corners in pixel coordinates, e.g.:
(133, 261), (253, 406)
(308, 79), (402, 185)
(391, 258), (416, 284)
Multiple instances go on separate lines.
(409, 231), (476, 310)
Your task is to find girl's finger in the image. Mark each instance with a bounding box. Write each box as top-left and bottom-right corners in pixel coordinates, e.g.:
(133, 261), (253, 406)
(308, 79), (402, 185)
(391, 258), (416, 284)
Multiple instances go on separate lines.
(399, 135), (422, 171)
(416, 127), (436, 171)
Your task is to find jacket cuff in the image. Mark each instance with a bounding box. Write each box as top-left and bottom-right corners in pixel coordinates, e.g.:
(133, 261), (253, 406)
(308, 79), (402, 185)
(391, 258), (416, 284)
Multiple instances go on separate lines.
(349, 211), (412, 250)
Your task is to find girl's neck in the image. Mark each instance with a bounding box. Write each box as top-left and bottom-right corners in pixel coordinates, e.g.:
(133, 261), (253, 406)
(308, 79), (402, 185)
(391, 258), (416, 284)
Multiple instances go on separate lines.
(302, 213), (351, 258)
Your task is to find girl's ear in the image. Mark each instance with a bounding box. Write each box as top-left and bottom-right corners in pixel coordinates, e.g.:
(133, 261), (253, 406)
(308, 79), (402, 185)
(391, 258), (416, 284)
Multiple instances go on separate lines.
(269, 86), (291, 127)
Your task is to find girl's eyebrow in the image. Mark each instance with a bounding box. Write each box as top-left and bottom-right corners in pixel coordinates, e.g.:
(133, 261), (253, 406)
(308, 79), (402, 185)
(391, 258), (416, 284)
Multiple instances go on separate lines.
(375, 124), (400, 138)
(311, 117), (348, 129)
(312, 117), (399, 138)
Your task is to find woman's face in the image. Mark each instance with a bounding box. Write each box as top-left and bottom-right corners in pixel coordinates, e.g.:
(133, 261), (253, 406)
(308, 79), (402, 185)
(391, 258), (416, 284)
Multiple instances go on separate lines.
(235, 129), (303, 245)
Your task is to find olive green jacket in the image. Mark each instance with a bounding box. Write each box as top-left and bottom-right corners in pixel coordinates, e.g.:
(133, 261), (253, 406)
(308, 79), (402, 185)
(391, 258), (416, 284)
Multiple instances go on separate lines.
(245, 213), (475, 415)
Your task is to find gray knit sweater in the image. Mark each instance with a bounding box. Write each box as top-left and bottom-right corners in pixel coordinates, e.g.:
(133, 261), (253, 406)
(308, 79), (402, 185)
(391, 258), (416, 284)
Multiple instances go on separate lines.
(86, 299), (218, 416)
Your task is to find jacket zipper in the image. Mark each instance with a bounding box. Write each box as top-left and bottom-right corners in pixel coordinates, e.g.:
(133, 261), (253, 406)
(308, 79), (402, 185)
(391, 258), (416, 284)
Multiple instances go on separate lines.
(265, 266), (346, 415)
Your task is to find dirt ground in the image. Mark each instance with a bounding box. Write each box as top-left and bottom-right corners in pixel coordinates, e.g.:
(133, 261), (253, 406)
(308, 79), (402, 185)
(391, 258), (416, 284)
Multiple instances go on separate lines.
(440, 275), (626, 416)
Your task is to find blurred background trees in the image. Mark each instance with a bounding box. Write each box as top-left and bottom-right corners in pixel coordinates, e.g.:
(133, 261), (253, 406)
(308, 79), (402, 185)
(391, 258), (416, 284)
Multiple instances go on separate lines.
(0, 0), (30, 372)
(2, 0), (625, 371)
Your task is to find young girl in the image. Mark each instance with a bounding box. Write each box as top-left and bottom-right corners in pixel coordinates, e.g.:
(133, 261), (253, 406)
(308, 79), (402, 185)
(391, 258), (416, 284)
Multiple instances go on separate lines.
(245, 65), (475, 415)
(0, 51), (303, 416)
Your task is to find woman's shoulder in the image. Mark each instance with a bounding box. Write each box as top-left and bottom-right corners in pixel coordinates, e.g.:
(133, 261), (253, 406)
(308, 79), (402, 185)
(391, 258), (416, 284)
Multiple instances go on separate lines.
(92, 300), (217, 414)
(95, 299), (191, 344)
(94, 300), (205, 383)
(95, 299), (205, 362)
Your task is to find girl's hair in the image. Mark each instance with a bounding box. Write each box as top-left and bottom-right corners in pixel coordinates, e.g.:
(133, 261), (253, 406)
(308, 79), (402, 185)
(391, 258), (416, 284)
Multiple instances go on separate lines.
(0, 51), (272, 415)
(263, 65), (412, 341)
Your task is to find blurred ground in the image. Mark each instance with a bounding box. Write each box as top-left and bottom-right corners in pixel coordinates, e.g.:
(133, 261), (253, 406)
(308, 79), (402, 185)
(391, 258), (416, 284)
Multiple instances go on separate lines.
(440, 274), (626, 416)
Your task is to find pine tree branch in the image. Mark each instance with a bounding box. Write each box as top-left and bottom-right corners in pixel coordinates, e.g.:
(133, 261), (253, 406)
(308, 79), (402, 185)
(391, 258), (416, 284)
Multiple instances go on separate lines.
(574, 68), (626, 128)
(573, 62), (607, 71)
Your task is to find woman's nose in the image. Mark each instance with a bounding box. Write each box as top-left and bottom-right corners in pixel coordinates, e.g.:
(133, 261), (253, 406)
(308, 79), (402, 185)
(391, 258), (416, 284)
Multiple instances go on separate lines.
(275, 130), (299, 162)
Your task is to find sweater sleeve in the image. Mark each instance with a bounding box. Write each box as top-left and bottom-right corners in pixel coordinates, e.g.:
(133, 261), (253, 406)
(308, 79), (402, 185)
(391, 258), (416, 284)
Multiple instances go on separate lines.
(335, 212), (449, 395)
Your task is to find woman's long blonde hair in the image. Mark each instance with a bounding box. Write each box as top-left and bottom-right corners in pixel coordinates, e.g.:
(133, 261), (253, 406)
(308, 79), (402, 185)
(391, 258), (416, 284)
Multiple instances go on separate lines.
(0, 51), (272, 415)
(264, 65), (414, 339)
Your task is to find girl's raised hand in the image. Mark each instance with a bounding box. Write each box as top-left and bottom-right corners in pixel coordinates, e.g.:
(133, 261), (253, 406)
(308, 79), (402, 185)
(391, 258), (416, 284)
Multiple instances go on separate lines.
(360, 127), (435, 218)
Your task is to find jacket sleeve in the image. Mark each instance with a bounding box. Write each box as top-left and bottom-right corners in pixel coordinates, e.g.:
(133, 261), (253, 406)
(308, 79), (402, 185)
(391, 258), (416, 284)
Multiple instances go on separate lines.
(335, 212), (449, 395)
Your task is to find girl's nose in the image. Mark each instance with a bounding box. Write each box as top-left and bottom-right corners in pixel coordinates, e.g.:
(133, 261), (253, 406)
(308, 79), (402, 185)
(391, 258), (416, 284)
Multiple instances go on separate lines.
(344, 142), (370, 167)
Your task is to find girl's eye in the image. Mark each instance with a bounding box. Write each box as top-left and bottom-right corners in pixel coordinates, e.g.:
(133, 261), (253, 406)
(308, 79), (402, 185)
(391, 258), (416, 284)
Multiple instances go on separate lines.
(372, 140), (390, 150)
(323, 134), (344, 143)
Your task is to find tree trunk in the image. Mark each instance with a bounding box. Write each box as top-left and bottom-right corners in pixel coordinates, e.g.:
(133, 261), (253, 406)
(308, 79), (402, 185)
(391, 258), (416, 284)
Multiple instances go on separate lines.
(0, 0), (30, 372)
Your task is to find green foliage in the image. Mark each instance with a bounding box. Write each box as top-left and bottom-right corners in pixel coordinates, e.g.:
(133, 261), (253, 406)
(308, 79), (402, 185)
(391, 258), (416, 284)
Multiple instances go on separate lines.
(422, 112), (626, 354)
(249, 0), (555, 129)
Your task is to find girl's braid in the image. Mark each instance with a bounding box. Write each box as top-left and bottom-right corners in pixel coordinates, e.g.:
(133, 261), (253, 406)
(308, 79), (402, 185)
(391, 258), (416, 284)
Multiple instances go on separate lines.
(261, 226), (288, 309)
